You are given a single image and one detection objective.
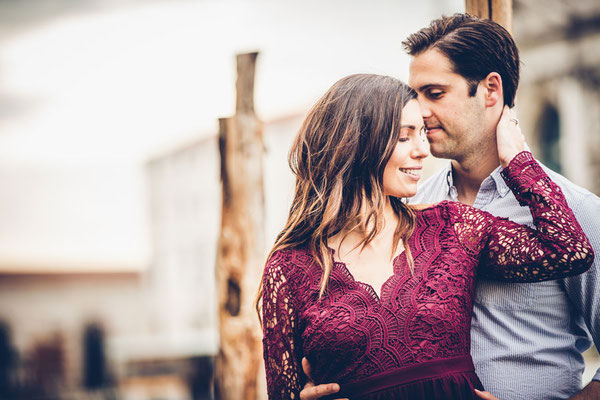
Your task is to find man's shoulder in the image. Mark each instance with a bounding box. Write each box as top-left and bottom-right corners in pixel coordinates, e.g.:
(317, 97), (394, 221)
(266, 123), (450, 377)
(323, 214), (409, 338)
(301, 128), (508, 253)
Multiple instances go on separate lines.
(539, 162), (599, 206)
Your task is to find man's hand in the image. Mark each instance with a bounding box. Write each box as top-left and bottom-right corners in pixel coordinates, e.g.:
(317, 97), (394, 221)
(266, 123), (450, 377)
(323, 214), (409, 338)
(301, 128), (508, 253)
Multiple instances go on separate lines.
(475, 389), (500, 399)
(299, 358), (347, 400)
(567, 380), (600, 400)
(298, 357), (503, 400)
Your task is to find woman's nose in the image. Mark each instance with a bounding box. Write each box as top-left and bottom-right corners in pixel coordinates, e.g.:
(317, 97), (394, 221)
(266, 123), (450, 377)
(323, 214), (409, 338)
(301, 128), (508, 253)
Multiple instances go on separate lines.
(413, 136), (430, 159)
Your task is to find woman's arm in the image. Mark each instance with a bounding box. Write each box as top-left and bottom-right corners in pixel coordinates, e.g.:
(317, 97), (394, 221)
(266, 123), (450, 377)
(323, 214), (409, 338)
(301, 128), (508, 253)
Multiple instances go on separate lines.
(262, 251), (304, 399)
(452, 151), (594, 282)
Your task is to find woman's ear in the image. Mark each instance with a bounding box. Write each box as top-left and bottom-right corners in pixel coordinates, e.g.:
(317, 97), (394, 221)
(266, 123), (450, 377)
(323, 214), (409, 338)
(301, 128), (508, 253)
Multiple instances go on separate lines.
(482, 72), (503, 108)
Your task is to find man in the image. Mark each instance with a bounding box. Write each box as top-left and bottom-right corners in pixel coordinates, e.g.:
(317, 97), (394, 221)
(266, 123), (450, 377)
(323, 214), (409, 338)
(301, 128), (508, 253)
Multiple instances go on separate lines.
(299, 14), (600, 400)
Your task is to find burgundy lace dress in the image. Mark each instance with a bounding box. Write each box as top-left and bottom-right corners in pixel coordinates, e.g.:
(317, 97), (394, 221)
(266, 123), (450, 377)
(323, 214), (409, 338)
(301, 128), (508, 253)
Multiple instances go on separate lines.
(261, 152), (594, 400)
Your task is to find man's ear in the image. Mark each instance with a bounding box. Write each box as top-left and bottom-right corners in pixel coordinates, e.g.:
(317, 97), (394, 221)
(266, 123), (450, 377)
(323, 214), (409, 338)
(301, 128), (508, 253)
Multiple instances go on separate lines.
(482, 72), (503, 108)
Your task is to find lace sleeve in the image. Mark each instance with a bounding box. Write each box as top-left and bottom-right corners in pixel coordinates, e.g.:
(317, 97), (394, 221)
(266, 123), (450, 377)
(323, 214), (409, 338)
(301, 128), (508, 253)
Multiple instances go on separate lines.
(452, 151), (594, 282)
(262, 251), (304, 399)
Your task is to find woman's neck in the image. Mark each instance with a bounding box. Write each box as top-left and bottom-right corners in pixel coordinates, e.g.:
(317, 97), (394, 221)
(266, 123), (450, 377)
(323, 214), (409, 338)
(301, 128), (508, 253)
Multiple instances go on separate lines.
(328, 198), (403, 261)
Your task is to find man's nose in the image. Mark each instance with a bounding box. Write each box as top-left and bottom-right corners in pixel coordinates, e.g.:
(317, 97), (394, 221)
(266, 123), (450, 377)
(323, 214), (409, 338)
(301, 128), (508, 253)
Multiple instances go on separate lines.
(418, 100), (432, 119)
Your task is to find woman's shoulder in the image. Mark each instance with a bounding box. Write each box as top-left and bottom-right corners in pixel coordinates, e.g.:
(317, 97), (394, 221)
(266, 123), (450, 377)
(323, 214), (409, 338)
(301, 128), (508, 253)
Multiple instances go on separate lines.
(264, 246), (320, 295)
(269, 245), (313, 261)
(266, 246), (317, 274)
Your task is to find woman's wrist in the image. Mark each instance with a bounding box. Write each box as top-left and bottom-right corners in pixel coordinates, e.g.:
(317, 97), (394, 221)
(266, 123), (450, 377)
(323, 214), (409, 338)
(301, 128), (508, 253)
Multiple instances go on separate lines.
(500, 150), (520, 168)
(501, 150), (534, 174)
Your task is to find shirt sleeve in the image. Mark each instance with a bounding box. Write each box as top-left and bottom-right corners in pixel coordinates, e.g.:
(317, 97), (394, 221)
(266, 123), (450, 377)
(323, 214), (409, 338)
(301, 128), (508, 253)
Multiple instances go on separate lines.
(262, 251), (304, 399)
(562, 193), (600, 382)
(451, 151), (594, 282)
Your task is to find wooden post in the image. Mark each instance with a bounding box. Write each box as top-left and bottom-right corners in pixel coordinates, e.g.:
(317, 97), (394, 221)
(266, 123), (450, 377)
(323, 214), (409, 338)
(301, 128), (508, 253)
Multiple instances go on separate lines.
(465, 0), (489, 20)
(490, 0), (513, 34)
(466, 0), (513, 33)
(215, 52), (264, 400)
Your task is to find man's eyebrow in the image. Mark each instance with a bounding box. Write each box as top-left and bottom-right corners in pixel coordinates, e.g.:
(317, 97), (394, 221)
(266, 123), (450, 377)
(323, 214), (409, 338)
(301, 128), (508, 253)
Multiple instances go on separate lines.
(417, 84), (448, 92)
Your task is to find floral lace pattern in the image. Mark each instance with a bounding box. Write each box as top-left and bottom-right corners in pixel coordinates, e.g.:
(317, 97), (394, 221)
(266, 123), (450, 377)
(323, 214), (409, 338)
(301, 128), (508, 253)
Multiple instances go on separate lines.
(261, 152), (594, 399)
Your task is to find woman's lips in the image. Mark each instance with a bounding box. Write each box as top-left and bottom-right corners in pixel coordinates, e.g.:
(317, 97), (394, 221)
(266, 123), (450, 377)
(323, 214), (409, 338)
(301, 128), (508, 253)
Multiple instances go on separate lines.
(399, 168), (421, 181)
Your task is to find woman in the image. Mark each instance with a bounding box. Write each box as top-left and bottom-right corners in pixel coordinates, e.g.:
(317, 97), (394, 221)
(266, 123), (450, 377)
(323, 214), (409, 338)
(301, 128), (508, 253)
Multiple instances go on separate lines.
(257, 74), (593, 399)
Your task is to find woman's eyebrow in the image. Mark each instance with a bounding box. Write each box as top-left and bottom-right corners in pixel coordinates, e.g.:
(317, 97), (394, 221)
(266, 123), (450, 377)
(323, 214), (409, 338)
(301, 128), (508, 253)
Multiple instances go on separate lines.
(400, 124), (416, 129)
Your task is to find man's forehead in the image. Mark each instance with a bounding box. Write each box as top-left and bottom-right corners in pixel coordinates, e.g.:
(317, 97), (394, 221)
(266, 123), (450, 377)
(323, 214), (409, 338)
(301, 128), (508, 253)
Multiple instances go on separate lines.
(408, 50), (458, 89)
(410, 48), (454, 70)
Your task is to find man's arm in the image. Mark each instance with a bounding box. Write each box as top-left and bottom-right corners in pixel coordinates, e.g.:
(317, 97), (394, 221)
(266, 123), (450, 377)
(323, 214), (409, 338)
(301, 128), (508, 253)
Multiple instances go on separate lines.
(298, 358), (500, 399)
(564, 194), (600, 400)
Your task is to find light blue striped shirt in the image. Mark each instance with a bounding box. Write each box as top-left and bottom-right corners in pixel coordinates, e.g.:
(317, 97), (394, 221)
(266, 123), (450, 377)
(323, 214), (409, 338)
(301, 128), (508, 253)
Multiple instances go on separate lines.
(411, 158), (600, 400)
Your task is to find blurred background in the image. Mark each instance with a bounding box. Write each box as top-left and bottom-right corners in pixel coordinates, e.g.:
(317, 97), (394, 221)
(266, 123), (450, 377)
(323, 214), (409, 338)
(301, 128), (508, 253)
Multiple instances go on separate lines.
(0, 0), (598, 399)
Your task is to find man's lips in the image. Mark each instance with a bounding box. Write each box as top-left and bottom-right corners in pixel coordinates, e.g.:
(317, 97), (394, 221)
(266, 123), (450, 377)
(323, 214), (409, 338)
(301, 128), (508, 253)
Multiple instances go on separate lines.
(426, 126), (443, 135)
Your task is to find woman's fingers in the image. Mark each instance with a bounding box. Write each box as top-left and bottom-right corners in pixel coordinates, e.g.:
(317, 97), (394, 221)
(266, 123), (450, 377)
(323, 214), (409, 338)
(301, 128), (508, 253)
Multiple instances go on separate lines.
(496, 105), (525, 167)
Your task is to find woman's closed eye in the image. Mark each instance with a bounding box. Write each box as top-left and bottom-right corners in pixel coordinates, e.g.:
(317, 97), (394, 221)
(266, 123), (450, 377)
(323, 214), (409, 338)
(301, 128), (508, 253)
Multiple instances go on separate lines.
(400, 125), (425, 142)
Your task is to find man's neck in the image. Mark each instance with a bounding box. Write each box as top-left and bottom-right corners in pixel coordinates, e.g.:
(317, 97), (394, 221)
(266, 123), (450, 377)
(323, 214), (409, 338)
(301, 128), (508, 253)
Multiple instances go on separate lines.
(451, 152), (501, 206)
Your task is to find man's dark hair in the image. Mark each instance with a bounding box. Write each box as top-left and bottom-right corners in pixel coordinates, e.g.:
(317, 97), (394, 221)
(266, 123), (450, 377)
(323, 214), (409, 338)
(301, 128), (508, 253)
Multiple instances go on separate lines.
(402, 13), (520, 107)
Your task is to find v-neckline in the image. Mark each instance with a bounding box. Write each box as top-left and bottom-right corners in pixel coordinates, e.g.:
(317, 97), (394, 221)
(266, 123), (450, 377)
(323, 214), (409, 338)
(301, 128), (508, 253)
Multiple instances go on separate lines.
(328, 247), (406, 302)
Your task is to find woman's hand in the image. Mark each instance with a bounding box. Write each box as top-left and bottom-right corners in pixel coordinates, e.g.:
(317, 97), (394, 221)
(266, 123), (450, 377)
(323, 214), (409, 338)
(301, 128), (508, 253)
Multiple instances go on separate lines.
(496, 105), (525, 168)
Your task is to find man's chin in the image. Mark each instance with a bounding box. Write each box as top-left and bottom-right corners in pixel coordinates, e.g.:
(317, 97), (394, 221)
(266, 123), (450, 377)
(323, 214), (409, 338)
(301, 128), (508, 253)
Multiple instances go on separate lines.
(428, 144), (454, 159)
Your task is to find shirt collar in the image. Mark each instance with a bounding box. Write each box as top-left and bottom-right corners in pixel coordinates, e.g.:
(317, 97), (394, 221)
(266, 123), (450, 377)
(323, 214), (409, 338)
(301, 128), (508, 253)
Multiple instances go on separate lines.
(490, 165), (510, 197)
(492, 143), (531, 197)
(442, 163), (458, 200)
(443, 144), (531, 199)
(445, 161), (510, 199)
(444, 163), (453, 189)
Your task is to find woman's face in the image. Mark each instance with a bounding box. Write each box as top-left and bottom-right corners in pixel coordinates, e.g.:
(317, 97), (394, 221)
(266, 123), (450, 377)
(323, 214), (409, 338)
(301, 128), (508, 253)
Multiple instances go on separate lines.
(382, 99), (430, 198)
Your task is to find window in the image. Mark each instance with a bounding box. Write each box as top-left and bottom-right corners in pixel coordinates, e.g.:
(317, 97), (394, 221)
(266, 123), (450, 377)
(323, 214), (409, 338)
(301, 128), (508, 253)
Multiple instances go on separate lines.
(538, 104), (562, 173)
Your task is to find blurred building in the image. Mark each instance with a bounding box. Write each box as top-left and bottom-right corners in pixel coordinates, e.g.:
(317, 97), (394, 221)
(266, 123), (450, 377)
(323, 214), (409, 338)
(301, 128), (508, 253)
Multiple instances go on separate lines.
(515, 0), (600, 195)
(0, 271), (147, 398)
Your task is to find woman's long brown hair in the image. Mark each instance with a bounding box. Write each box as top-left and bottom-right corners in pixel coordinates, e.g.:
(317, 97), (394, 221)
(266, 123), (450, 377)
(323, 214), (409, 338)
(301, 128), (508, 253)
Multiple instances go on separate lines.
(256, 74), (418, 320)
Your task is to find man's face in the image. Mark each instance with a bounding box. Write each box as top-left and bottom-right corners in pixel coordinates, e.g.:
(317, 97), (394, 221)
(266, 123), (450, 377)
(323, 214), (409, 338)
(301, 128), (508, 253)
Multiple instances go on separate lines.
(408, 48), (488, 161)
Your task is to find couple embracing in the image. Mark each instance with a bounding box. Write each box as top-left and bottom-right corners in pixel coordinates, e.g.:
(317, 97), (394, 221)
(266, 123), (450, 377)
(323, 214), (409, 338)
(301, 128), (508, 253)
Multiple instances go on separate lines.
(257, 14), (600, 400)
